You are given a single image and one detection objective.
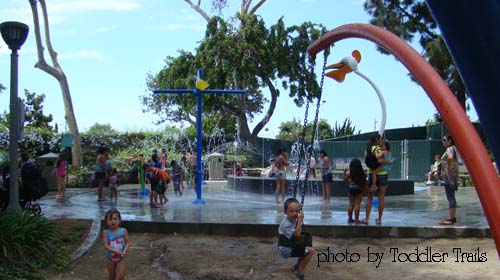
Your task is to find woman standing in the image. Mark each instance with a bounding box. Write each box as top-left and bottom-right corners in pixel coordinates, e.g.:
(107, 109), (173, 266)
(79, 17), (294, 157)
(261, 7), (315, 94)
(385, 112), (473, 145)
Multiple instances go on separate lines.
(439, 134), (459, 225)
(319, 150), (332, 203)
(54, 153), (67, 199)
(96, 147), (108, 201)
(274, 148), (289, 204)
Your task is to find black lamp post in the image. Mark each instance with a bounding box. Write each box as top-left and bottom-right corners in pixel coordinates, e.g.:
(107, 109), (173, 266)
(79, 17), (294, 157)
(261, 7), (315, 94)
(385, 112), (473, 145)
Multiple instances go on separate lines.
(1, 21), (29, 212)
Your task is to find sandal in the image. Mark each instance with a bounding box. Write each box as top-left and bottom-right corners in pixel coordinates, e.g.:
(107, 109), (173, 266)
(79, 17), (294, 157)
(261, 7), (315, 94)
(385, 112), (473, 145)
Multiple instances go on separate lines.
(360, 219), (369, 224)
(439, 217), (456, 225)
(375, 218), (382, 225)
(348, 218), (355, 224)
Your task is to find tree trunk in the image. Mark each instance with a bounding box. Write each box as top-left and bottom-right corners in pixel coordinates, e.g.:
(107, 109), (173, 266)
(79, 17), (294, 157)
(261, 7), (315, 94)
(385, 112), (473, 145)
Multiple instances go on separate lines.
(184, 0), (272, 145)
(249, 78), (278, 143)
(29, 0), (82, 166)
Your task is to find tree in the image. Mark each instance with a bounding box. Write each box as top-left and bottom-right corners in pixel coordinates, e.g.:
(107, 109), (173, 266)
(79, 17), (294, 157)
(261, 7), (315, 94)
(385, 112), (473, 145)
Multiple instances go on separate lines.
(29, 0), (82, 166)
(332, 118), (360, 138)
(23, 90), (54, 130)
(0, 90), (57, 157)
(87, 123), (118, 136)
(364, 0), (467, 110)
(276, 118), (334, 142)
(144, 1), (326, 144)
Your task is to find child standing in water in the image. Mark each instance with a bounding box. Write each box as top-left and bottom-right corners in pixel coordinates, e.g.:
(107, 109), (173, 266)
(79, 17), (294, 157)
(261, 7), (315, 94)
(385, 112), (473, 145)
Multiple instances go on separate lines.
(171, 160), (183, 197)
(343, 159), (368, 224)
(109, 168), (119, 201)
(102, 209), (130, 280)
(274, 148), (290, 204)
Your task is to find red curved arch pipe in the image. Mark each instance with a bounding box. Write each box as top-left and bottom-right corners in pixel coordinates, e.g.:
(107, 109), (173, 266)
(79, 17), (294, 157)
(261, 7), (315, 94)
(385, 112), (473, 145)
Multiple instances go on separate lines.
(308, 23), (500, 254)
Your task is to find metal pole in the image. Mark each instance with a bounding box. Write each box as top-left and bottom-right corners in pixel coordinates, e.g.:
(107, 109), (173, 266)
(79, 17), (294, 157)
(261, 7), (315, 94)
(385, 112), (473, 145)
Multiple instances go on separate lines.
(193, 72), (205, 204)
(354, 70), (387, 137)
(7, 49), (20, 212)
(400, 140), (404, 180)
(404, 140), (409, 180)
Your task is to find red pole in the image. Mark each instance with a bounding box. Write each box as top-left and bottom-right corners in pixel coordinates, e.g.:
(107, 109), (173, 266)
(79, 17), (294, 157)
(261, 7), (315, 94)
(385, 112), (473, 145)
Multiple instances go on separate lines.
(308, 23), (500, 256)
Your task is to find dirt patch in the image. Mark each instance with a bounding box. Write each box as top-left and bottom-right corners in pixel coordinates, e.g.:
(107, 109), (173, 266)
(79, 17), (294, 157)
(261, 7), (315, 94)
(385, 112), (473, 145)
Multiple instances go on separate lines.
(44, 233), (500, 280)
(50, 219), (92, 256)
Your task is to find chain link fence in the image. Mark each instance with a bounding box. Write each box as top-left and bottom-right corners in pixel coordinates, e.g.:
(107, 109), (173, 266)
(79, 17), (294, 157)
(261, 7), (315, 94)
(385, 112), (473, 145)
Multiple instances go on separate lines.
(255, 138), (445, 182)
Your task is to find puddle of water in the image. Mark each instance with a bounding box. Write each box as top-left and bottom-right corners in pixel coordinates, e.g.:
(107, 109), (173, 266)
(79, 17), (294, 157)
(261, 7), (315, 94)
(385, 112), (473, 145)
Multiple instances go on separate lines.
(151, 253), (183, 280)
(414, 186), (430, 192)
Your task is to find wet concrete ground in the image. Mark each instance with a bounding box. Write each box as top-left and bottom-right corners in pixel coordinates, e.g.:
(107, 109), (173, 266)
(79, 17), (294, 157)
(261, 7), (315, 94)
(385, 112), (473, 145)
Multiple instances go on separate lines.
(38, 182), (489, 234)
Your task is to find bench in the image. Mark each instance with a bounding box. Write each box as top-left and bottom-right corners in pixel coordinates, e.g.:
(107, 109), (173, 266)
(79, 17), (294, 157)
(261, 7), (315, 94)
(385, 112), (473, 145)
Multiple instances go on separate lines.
(458, 162), (499, 187)
(458, 164), (471, 187)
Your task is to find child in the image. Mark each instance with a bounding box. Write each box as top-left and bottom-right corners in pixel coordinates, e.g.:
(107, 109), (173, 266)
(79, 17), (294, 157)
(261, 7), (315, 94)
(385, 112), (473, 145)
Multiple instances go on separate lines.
(109, 168), (118, 200)
(427, 154), (442, 185)
(344, 159), (368, 223)
(277, 198), (314, 280)
(160, 148), (168, 169)
(54, 153), (67, 199)
(235, 162), (243, 176)
(145, 164), (170, 206)
(370, 140), (393, 191)
(171, 160), (183, 197)
(102, 209), (130, 280)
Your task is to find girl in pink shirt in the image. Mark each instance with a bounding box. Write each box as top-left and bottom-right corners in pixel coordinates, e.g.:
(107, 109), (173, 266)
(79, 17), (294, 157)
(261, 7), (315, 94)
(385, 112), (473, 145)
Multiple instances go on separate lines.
(55, 154), (67, 198)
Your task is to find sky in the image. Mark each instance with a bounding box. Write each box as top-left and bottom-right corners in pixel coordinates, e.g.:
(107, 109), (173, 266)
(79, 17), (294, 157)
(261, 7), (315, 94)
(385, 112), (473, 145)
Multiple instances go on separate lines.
(0, 0), (478, 139)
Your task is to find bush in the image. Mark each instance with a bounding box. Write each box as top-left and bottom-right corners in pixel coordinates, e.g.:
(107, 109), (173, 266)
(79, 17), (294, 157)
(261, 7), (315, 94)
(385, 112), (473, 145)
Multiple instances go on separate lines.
(0, 211), (68, 279)
(70, 166), (91, 188)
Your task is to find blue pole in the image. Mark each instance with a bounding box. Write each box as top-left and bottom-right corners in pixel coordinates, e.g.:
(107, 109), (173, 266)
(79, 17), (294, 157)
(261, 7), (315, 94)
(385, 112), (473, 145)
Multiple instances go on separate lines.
(193, 70), (206, 204)
(153, 68), (245, 205)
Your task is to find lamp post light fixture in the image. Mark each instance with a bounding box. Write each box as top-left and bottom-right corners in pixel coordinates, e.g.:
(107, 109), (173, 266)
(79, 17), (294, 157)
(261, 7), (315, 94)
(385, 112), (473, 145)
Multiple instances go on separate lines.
(1, 21), (29, 212)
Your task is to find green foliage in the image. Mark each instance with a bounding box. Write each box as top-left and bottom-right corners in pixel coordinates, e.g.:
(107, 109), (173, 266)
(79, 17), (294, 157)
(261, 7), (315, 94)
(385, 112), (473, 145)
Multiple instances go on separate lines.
(70, 166), (91, 188)
(0, 211), (68, 279)
(60, 233), (79, 243)
(277, 118), (360, 141)
(23, 90), (54, 130)
(332, 118), (360, 138)
(0, 90), (58, 161)
(86, 123), (118, 135)
(144, 11), (326, 144)
(364, 0), (467, 110)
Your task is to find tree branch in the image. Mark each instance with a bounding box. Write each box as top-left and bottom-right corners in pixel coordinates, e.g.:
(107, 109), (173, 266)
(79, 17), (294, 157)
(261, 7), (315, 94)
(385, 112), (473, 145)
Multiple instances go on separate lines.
(241, 0), (251, 14)
(29, 0), (61, 79)
(248, 0), (266, 15)
(183, 0), (211, 22)
(184, 111), (196, 127)
(39, 0), (62, 69)
(251, 78), (277, 138)
(395, 3), (437, 40)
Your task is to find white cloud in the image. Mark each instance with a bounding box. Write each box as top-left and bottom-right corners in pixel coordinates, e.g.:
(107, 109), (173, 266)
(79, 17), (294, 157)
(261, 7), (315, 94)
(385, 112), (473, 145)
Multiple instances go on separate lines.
(0, 43), (10, 55)
(96, 26), (117, 33)
(0, 7), (32, 25)
(153, 23), (206, 32)
(180, 8), (198, 21)
(59, 49), (104, 60)
(48, 0), (141, 14)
